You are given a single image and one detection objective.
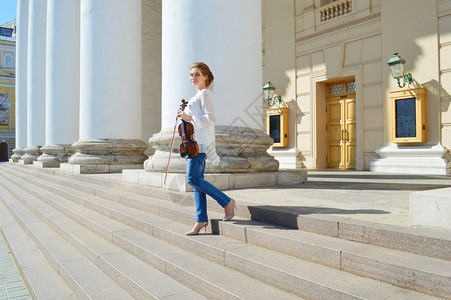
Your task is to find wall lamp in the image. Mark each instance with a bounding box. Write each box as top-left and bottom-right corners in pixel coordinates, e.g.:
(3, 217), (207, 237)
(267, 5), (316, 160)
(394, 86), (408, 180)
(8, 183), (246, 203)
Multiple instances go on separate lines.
(263, 81), (282, 107)
(387, 52), (413, 88)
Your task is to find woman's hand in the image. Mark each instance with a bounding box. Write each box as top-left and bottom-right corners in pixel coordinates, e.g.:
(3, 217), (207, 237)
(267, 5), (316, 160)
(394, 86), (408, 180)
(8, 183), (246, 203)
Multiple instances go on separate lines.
(177, 110), (193, 122)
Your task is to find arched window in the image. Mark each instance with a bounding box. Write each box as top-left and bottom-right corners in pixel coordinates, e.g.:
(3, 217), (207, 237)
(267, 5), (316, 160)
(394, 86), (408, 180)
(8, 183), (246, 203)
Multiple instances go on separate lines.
(4, 55), (13, 68)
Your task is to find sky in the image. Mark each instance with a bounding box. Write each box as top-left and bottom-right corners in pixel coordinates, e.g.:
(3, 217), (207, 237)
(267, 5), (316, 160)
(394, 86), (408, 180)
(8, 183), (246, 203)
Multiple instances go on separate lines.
(0, 0), (17, 25)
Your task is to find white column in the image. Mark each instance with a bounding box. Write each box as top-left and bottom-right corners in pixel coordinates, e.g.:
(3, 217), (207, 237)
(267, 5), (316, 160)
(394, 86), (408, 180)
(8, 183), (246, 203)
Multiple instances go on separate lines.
(11, 0), (29, 161)
(36, 0), (80, 167)
(20, 0), (46, 164)
(66, 0), (146, 174)
(145, 0), (278, 173)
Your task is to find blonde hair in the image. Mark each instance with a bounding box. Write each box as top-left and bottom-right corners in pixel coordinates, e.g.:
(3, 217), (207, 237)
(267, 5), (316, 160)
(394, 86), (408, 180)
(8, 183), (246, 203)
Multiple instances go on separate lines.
(190, 62), (214, 88)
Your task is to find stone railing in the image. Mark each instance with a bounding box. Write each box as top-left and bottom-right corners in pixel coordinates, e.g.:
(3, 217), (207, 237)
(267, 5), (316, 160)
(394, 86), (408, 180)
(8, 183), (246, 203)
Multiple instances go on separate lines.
(320, 0), (352, 22)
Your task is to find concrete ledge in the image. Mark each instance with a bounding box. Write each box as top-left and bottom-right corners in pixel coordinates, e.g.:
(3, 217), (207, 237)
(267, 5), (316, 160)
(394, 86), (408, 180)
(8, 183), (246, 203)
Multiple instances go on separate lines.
(338, 218), (451, 261)
(410, 187), (451, 230)
(33, 161), (62, 168)
(267, 147), (304, 170)
(18, 159), (34, 165)
(243, 206), (451, 260)
(60, 163), (143, 174)
(370, 143), (451, 175)
(122, 169), (307, 192)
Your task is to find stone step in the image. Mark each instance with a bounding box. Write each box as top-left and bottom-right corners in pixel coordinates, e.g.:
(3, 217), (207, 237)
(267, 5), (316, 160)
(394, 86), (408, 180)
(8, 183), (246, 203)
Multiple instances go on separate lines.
(5, 163), (450, 261)
(0, 167), (443, 299)
(0, 184), (134, 299)
(0, 170), (301, 299)
(243, 205), (451, 261)
(0, 202), (71, 299)
(218, 220), (451, 298)
(4, 166), (451, 296)
(0, 178), (205, 300)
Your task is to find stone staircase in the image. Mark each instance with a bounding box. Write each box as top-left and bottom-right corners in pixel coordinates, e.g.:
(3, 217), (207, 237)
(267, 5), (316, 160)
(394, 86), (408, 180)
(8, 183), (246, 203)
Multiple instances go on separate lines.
(0, 163), (449, 299)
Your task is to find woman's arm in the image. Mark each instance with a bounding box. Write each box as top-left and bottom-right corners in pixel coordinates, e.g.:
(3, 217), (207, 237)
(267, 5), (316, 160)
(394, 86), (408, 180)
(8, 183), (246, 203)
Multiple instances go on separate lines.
(191, 90), (217, 129)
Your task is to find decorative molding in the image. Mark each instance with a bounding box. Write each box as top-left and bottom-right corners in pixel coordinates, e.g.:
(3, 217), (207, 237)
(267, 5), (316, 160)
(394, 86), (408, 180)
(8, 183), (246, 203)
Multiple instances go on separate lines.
(363, 104), (383, 110)
(296, 12), (381, 44)
(0, 132), (15, 138)
(320, 0), (352, 23)
(363, 127), (384, 132)
(298, 130), (311, 135)
(362, 80), (383, 87)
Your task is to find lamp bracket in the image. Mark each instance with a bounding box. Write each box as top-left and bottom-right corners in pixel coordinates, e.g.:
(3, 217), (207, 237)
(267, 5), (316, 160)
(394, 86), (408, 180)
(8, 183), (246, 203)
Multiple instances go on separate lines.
(396, 73), (413, 88)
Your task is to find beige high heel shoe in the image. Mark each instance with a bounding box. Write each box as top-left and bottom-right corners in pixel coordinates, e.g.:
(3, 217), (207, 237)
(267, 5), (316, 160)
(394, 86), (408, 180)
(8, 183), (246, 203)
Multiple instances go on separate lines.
(186, 222), (208, 236)
(223, 199), (236, 221)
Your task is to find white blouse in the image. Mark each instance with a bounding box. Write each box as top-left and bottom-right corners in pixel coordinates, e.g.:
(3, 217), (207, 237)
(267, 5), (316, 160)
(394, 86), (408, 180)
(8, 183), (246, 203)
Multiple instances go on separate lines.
(184, 88), (220, 166)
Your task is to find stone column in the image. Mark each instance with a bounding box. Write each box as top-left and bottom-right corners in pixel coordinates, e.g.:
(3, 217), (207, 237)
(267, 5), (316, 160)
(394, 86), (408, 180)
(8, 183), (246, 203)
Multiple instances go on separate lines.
(36, 0), (80, 167)
(66, 0), (147, 174)
(11, 0), (29, 162)
(145, 0), (278, 173)
(20, 0), (46, 164)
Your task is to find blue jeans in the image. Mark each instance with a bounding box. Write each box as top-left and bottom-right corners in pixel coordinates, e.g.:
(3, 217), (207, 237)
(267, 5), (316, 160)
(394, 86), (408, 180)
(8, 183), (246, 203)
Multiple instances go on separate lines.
(186, 153), (230, 222)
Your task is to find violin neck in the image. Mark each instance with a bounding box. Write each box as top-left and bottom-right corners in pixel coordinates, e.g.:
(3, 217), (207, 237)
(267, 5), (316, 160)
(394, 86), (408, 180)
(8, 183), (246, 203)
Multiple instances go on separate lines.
(181, 120), (188, 137)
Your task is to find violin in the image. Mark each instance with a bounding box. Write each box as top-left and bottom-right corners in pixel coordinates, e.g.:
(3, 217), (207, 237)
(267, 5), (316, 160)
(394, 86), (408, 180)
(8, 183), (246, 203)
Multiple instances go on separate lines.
(178, 99), (199, 159)
(164, 99), (199, 185)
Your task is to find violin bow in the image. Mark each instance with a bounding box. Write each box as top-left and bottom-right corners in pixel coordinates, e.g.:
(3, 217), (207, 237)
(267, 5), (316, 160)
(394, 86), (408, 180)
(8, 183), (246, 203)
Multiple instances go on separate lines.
(164, 116), (179, 185)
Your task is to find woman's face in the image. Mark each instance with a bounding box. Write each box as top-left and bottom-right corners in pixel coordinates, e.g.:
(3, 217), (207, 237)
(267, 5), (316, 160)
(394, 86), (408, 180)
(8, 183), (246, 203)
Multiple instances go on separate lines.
(190, 68), (208, 90)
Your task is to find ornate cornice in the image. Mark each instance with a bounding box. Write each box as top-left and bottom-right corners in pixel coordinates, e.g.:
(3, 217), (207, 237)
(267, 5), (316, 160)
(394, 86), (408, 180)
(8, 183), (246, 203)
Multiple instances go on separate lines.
(296, 12), (381, 44)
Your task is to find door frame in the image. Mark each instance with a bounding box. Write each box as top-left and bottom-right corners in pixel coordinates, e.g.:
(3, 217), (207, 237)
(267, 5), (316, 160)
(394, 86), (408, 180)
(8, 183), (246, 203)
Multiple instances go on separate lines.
(325, 95), (357, 169)
(0, 142), (8, 162)
(313, 75), (364, 170)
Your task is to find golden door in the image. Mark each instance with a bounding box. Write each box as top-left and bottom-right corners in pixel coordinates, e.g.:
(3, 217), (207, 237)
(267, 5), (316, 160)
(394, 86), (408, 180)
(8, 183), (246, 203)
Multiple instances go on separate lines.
(326, 97), (356, 169)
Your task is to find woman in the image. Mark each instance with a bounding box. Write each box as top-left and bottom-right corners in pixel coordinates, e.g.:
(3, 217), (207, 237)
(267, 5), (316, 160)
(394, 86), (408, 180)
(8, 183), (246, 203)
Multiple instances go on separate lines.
(177, 62), (236, 236)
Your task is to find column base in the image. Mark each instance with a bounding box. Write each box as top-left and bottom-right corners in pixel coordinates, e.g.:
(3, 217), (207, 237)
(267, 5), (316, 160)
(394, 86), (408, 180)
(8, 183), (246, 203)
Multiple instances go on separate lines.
(66, 139), (147, 174)
(145, 125), (279, 173)
(123, 169), (307, 192)
(370, 143), (451, 175)
(36, 144), (74, 168)
(11, 147), (25, 162)
(19, 146), (42, 164)
(267, 147), (305, 169)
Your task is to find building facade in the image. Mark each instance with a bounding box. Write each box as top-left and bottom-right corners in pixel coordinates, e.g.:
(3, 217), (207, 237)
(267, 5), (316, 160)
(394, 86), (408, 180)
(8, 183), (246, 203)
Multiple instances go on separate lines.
(12, 0), (451, 175)
(0, 19), (16, 162)
(264, 0), (451, 174)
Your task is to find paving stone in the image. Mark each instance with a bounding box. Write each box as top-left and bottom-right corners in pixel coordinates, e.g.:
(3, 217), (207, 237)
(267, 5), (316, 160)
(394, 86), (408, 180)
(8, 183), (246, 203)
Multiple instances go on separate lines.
(0, 230), (32, 300)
